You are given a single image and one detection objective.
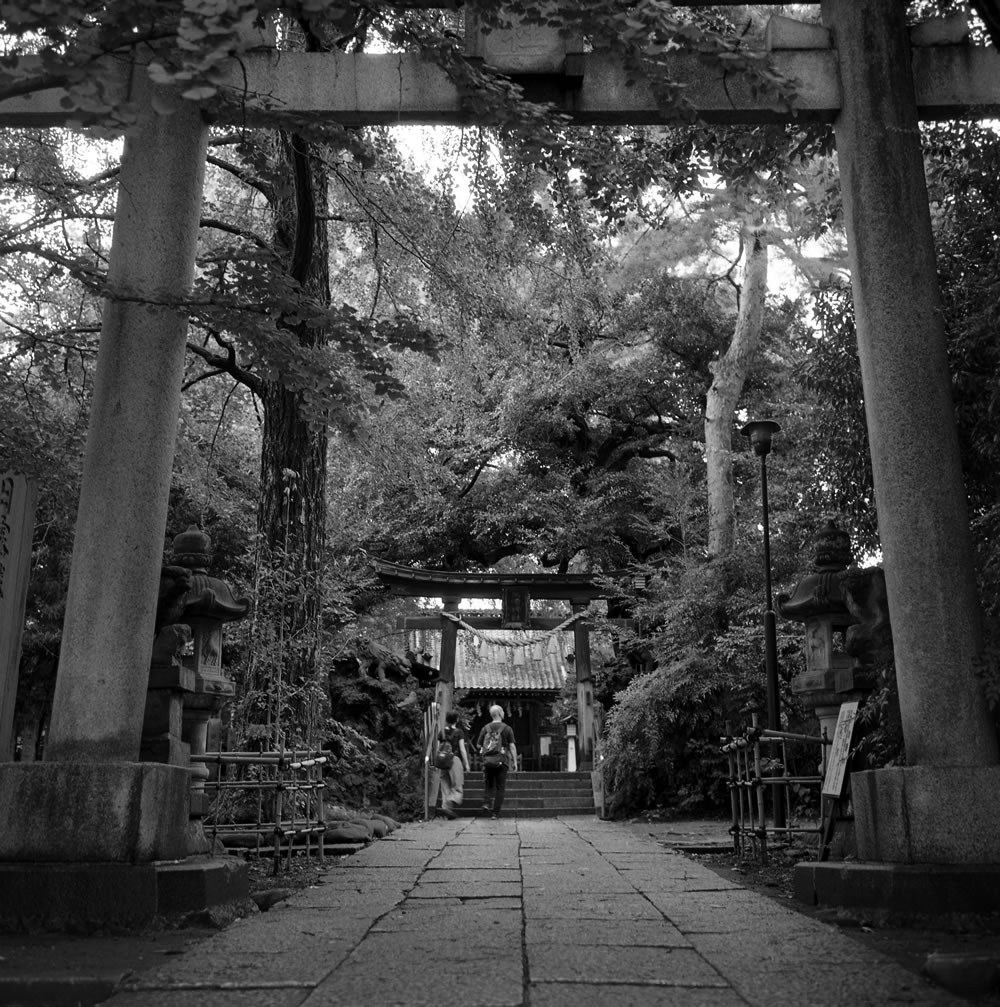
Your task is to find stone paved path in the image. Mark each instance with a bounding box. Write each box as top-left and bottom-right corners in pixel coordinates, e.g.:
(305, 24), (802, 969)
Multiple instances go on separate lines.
(104, 817), (968, 1007)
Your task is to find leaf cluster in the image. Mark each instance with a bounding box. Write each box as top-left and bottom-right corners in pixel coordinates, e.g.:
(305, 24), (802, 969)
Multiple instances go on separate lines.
(596, 546), (809, 817)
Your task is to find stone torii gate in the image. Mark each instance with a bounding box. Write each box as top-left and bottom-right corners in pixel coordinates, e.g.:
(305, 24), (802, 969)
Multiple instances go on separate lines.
(1, 0), (1000, 922)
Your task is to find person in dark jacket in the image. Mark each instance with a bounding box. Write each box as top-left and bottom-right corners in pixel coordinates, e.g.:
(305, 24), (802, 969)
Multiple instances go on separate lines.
(477, 705), (517, 819)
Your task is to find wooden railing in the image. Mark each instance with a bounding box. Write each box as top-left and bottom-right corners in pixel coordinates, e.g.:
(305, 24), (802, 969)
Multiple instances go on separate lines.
(194, 749), (329, 875)
(422, 702), (439, 821)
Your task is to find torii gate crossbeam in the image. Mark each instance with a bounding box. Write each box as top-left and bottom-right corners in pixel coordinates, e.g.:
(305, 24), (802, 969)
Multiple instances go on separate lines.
(1, 43), (999, 128)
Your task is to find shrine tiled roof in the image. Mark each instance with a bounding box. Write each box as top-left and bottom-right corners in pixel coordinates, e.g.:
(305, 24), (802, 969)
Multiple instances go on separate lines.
(407, 627), (573, 693)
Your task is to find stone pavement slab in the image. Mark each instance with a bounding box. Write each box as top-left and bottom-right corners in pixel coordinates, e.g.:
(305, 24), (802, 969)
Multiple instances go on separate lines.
(527, 942), (728, 985)
(529, 985), (749, 1007)
(524, 916), (691, 948)
(2, 816), (979, 1007)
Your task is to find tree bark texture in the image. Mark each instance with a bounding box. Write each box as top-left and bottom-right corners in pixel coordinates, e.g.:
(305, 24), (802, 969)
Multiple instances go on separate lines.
(257, 128), (331, 707)
(704, 232), (768, 559)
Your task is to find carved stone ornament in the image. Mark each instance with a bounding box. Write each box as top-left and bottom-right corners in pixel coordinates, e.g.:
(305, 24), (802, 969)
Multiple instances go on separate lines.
(776, 520), (854, 622)
(839, 566), (893, 665)
(170, 525), (251, 624)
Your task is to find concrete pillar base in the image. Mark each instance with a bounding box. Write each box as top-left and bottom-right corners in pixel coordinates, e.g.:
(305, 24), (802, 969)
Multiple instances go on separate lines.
(793, 861), (1000, 925)
(0, 857), (249, 933)
(0, 762), (190, 862)
(852, 765), (1000, 863)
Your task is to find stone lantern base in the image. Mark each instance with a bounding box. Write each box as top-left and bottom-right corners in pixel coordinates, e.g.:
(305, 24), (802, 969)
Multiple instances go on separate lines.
(0, 762), (249, 932)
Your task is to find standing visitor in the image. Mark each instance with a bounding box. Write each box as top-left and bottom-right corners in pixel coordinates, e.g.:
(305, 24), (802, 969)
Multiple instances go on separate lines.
(437, 709), (471, 819)
(477, 705), (517, 819)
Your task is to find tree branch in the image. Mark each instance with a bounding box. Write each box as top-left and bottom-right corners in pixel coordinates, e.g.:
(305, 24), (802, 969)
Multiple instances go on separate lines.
(185, 337), (263, 396)
(206, 154), (272, 201)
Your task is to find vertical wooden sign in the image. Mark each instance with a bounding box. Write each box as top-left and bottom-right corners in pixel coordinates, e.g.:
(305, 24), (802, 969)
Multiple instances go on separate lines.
(822, 700), (860, 798)
(0, 472), (36, 760)
(502, 588), (529, 629)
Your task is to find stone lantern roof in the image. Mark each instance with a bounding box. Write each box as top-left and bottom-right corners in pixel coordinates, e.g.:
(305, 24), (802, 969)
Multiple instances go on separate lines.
(776, 520), (854, 623)
(170, 525), (250, 623)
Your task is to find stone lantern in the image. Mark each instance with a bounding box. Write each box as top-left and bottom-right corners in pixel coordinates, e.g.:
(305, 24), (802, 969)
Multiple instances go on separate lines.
(777, 521), (865, 765)
(173, 526), (250, 817)
(142, 526), (250, 826)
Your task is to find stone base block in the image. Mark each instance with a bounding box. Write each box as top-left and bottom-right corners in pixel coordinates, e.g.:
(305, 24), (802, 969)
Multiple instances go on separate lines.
(0, 762), (190, 862)
(0, 863), (158, 932)
(156, 856), (248, 917)
(794, 861), (1000, 924)
(852, 765), (1000, 863)
(0, 857), (249, 933)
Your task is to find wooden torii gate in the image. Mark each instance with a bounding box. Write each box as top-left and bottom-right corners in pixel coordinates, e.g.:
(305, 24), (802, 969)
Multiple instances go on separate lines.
(374, 558), (630, 768)
(2, 0), (1000, 918)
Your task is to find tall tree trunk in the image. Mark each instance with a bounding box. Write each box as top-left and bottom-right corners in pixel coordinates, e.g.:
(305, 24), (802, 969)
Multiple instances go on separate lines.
(705, 230), (768, 558)
(257, 129), (331, 735)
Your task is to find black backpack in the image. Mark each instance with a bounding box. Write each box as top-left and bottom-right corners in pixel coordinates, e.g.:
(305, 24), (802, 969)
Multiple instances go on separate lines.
(435, 731), (455, 771)
(480, 724), (504, 766)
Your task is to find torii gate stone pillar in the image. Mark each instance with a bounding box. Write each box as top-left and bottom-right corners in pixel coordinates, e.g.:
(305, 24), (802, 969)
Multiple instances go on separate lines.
(0, 79), (248, 930)
(793, 0), (1000, 915)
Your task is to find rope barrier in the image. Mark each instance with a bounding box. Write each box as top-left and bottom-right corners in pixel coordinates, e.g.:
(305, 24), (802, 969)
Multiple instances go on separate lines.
(439, 607), (587, 648)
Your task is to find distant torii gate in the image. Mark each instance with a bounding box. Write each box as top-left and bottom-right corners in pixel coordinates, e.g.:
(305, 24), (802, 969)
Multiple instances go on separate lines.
(3, 0), (1000, 919)
(375, 558), (631, 767)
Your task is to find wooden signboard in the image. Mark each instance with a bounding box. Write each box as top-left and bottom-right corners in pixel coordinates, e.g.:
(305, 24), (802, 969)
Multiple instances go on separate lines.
(0, 472), (36, 759)
(822, 700), (861, 798)
(501, 587), (529, 629)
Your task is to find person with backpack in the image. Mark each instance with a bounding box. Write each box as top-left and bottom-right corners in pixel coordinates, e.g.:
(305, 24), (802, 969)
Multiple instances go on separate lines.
(476, 704), (517, 819)
(435, 709), (470, 819)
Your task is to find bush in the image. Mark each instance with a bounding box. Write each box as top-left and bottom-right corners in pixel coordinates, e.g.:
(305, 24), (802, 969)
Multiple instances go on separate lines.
(602, 654), (738, 815)
(597, 548), (809, 818)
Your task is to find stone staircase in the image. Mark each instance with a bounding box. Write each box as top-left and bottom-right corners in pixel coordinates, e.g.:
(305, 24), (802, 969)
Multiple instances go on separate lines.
(455, 771), (595, 817)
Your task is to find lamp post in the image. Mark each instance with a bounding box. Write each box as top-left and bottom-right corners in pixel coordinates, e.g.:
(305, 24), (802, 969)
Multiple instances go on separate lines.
(741, 419), (785, 830)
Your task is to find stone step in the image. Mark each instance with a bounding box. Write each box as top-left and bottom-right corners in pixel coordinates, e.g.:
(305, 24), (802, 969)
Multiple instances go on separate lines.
(450, 770), (597, 817)
(464, 772), (592, 781)
(453, 806), (594, 817)
(462, 788), (593, 801)
(463, 780), (592, 791)
(464, 779), (593, 790)
(461, 794), (594, 807)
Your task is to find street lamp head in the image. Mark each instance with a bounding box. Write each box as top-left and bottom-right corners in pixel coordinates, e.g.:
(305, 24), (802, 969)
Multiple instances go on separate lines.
(741, 419), (781, 457)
